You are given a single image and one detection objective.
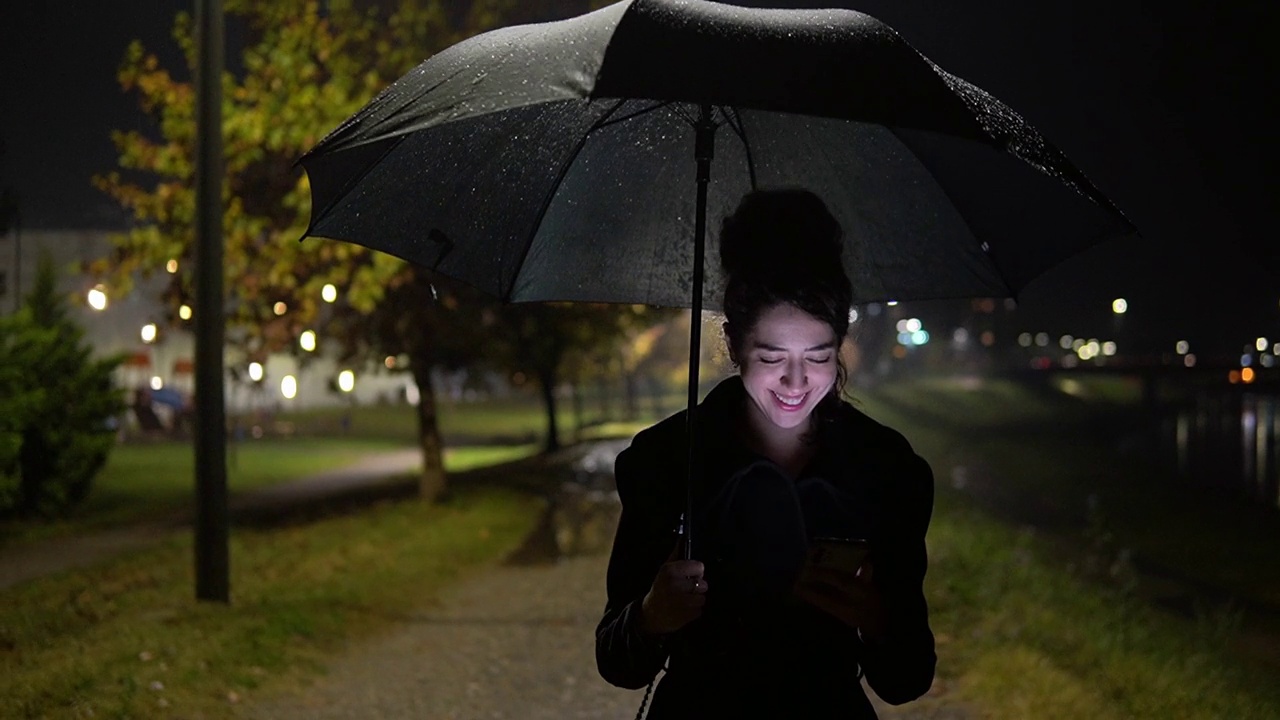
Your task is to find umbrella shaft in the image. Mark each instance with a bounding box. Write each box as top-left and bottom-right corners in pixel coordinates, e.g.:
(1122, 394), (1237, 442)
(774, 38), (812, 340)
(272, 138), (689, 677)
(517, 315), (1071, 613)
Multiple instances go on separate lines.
(684, 104), (717, 561)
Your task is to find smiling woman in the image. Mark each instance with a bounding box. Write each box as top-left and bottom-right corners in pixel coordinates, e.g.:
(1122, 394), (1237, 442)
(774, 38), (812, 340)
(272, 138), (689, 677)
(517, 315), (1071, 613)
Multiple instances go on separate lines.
(596, 189), (937, 719)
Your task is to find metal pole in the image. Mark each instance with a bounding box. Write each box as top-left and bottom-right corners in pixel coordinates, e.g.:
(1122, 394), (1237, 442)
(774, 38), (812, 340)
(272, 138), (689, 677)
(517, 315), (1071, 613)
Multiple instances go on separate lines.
(12, 209), (20, 313)
(682, 104), (716, 562)
(194, 0), (229, 603)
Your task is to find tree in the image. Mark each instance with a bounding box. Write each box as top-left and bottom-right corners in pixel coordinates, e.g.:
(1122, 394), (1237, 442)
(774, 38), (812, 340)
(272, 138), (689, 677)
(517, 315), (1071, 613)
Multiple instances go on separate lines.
(91, 0), (590, 501)
(0, 256), (123, 518)
(492, 303), (676, 453)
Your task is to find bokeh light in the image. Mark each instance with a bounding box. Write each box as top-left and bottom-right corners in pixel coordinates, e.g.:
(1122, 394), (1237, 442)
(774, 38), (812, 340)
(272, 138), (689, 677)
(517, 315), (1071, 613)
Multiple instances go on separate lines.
(86, 286), (108, 311)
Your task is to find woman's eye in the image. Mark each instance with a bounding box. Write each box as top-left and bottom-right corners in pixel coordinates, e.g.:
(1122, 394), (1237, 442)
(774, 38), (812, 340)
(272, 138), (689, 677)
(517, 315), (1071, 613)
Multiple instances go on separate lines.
(758, 357), (784, 365)
(807, 355), (833, 364)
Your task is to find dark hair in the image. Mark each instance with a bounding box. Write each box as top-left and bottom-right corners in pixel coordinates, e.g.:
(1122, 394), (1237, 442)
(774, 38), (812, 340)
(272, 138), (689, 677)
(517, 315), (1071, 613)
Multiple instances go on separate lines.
(720, 189), (853, 419)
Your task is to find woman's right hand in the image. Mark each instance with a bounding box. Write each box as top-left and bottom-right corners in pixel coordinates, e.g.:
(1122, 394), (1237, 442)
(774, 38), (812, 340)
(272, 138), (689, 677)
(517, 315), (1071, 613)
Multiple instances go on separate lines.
(639, 544), (708, 635)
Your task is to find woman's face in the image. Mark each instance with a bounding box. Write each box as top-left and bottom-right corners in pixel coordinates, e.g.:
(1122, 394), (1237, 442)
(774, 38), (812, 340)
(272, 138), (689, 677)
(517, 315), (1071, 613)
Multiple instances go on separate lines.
(736, 303), (838, 435)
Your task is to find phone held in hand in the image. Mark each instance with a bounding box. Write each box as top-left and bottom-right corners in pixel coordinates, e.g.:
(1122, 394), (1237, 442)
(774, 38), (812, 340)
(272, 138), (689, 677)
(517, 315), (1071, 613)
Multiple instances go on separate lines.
(806, 536), (871, 573)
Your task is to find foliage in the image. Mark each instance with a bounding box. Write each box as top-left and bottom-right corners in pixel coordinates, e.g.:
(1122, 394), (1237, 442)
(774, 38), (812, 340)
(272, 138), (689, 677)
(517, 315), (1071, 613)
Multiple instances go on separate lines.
(0, 256), (124, 518)
(90, 0), (456, 352)
(91, 0), (525, 501)
(91, 0), (667, 499)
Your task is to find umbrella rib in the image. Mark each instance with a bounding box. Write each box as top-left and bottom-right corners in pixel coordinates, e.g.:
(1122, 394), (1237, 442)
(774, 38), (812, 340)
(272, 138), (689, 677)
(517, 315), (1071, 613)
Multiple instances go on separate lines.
(593, 99), (676, 130)
(722, 107), (757, 191)
(503, 99), (628, 300)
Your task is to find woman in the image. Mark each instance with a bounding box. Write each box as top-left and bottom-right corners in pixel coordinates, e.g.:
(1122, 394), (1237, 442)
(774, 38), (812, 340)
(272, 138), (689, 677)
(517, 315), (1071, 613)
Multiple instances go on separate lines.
(595, 189), (936, 718)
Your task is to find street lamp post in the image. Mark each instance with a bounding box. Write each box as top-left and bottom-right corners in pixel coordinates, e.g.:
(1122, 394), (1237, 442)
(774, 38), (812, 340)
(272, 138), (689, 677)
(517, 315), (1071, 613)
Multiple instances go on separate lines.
(193, 0), (228, 603)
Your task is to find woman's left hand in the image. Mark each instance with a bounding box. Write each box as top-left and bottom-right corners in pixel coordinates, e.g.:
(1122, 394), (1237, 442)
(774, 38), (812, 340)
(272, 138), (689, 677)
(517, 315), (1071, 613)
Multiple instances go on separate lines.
(793, 560), (887, 640)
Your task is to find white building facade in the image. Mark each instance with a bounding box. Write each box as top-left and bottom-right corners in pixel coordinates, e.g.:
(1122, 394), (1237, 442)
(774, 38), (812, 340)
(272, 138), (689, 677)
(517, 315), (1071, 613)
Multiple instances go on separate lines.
(1, 228), (419, 413)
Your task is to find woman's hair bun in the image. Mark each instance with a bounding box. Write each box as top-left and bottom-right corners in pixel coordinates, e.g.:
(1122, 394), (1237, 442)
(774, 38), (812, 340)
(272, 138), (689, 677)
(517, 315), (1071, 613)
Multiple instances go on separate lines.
(718, 188), (844, 280)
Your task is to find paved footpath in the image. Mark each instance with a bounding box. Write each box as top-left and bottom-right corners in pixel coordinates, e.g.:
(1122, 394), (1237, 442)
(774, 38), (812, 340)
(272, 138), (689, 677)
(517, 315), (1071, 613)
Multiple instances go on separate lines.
(247, 550), (966, 719)
(249, 552), (643, 720)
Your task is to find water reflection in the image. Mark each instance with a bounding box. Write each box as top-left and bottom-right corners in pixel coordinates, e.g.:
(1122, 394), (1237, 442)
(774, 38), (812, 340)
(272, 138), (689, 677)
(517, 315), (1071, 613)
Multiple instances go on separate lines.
(1165, 391), (1280, 509)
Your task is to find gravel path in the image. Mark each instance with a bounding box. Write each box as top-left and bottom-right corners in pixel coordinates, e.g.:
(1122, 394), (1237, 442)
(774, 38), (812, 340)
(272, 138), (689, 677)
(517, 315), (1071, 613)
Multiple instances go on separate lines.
(248, 545), (969, 719)
(248, 552), (645, 720)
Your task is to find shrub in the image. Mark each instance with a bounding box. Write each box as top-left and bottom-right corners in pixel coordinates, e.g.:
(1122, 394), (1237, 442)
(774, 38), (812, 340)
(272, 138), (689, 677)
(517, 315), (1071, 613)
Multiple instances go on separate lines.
(0, 255), (123, 518)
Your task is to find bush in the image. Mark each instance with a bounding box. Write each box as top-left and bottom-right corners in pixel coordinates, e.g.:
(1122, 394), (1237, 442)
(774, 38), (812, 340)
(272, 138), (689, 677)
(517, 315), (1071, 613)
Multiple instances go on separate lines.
(0, 256), (123, 518)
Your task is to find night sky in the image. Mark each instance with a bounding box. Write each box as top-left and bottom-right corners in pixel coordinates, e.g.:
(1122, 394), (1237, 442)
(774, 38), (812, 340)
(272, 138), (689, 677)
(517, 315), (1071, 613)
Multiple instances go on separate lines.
(1, 1), (1276, 351)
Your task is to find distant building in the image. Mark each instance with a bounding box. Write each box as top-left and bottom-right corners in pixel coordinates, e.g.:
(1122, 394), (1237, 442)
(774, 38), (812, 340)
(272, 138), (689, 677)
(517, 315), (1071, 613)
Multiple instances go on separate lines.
(0, 228), (419, 413)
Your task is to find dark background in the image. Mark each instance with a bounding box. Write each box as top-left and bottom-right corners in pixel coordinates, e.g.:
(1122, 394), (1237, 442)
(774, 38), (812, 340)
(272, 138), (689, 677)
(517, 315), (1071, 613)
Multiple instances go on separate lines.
(1, 0), (1276, 350)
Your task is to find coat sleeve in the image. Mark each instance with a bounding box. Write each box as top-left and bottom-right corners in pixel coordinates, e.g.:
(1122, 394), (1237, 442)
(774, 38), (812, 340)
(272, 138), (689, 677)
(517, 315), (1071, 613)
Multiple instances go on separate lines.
(860, 443), (937, 705)
(595, 440), (681, 690)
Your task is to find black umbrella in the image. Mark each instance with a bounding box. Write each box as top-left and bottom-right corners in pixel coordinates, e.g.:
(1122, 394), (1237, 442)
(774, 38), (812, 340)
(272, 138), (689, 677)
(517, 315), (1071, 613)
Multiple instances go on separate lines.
(299, 0), (1134, 557)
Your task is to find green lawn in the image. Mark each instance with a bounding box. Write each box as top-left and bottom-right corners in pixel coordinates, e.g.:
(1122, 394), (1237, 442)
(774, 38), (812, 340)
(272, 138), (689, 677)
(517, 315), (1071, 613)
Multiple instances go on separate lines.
(927, 500), (1280, 719)
(855, 373), (1280, 716)
(0, 482), (542, 720)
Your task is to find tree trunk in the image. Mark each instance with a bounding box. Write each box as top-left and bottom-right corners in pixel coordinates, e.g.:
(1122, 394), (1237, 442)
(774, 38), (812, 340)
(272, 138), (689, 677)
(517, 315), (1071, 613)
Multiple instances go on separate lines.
(623, 371), (639, 421)
(649, 375), (666, 418)
(571, 379), (585, 443)
(409, 359), (448, 503)
(595, 368), (610, 423)
(537, 365), (561, 454)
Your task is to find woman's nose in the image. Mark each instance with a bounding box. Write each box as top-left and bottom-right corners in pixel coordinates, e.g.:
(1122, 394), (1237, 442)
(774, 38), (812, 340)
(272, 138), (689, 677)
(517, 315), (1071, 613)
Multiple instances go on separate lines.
(782, 359), (805, 386)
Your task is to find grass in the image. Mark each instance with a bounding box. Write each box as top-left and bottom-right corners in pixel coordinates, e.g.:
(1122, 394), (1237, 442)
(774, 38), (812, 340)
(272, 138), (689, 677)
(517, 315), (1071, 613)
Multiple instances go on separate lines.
(0, 482), (542, 720)
(1, 439), (404, 545)
(926, 500), (1280, 719)
(854, 373), (1280, 717)
(1, 439), (543, 549)
(8, 376), (1279, 718)
(274, 393), (676, 445)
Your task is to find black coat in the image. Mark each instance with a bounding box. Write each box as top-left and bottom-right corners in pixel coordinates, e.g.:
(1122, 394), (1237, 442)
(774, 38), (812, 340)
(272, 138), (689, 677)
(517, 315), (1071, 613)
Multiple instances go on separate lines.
(595, 376), (936, 718)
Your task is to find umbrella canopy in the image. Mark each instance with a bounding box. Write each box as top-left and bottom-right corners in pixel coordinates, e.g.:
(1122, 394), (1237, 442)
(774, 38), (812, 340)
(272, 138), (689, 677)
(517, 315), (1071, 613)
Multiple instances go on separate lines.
(300, 0), (1133, 312)
(299, 0), (1136, 559)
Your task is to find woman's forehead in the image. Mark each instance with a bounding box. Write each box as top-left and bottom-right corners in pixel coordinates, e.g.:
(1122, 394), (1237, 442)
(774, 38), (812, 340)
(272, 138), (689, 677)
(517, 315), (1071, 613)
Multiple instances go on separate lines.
(749, 304), (835, 346)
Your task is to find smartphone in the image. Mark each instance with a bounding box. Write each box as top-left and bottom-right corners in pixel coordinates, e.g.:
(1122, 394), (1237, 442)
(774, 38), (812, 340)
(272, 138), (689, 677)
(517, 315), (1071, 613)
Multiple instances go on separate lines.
(805, 536), (871, 572)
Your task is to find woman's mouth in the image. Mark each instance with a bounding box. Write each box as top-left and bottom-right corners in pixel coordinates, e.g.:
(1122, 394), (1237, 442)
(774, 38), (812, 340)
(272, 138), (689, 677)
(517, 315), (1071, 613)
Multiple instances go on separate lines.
(771, 391), (808, 411)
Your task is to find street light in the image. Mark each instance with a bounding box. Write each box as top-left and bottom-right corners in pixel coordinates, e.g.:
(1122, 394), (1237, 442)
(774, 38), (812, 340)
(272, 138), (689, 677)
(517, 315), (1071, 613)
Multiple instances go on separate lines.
(322, 283), (338, 303)
(300, 330), (317, 352)
(281, 375), (298, 399)
(1112, 298), (1128, 314)
(141, 323), (158, 344)
(179, 304), (193, 321)
(248, 362), (264, 382)
(338, 369), (355, 393)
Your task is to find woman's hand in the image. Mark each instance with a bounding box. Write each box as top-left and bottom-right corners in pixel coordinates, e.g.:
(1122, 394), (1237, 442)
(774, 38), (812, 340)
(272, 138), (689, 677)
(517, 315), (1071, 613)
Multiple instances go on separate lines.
(793, 560), (886, 640)
(639, 542), (709, 635)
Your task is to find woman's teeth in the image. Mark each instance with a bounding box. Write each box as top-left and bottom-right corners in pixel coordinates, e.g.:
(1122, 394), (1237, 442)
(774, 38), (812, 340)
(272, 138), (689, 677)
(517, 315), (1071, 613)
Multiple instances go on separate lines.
(773, 392), (806, 407)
